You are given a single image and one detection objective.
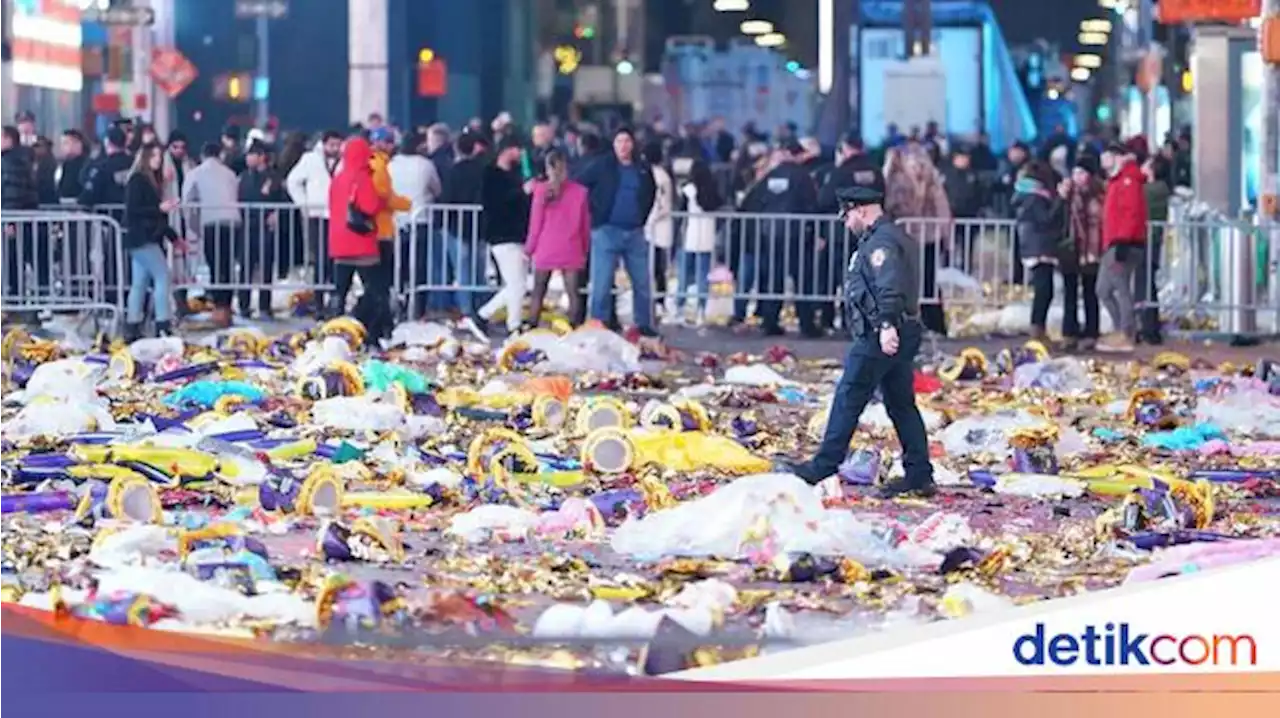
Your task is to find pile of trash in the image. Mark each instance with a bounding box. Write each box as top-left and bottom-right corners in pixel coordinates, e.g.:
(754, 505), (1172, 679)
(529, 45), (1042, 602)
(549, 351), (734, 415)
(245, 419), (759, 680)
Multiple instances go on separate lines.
(2, 321), (1278, 675)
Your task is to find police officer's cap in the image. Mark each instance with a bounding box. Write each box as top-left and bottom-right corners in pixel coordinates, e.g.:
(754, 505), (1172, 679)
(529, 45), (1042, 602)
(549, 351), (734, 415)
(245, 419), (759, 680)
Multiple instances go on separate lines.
(836, 186), (884, 209)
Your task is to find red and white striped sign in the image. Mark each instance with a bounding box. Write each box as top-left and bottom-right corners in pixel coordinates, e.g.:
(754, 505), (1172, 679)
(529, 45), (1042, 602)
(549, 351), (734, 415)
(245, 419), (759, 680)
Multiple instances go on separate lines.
(11, 0), (84, 92)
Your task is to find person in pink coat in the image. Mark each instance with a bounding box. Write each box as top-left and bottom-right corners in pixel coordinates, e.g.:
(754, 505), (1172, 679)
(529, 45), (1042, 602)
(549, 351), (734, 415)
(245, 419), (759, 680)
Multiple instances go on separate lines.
(525, 149), (591, 327)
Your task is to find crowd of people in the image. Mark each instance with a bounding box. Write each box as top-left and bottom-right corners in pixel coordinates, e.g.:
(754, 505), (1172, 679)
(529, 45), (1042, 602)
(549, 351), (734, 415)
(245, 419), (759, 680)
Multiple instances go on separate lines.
(2, 108), (1188, 351)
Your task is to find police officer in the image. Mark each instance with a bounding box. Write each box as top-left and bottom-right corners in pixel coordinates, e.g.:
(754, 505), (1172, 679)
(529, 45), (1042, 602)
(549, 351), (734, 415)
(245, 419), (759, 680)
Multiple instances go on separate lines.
(816, 132), (885, 334)
(777, 186), (937, 499)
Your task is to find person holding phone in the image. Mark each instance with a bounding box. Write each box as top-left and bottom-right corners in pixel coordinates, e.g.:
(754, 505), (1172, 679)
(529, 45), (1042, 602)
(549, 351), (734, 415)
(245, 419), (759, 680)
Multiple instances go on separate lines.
(123, 142), (181, 340)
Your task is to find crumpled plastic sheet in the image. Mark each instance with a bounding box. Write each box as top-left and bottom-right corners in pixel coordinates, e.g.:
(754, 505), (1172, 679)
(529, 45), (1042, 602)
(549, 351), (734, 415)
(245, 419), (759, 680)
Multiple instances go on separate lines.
(1012, 357), (1092, 393)
(992, 473), (1087, 499)
(388, 321), (453, 348)
(130, 336), (185, 363)
(290, 336), (355, 376)
(610, 473), (939, 567)
(6, 394), (116, 439)
(311, 394), (408, 433)
(939, 410), (1088, 458)
(447, 505), (540, 543)
(1124, 538), (1280, 583)
(628, 431), (772, 474)
(1194, 386), (1280, 437)
(722, 364), (798, 387)
(514, 327), (641, 374)
(959, 303), (1117, 338)
(533, 578), (739, 640)
(8, 358), (103, 405)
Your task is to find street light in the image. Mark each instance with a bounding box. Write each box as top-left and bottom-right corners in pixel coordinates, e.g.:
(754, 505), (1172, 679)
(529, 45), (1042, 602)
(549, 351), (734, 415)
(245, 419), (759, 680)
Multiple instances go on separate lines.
(713, 0), (750, 11)
(1074, 53), (1103, 69)
(616, 59), (635, 75)
(740, 20), (774, 35)
(1078, 31), (1109, 46)
(1070, 67), (1091, 82)
(755, 32), (785, 48)
(1080, 18), (1113, 33)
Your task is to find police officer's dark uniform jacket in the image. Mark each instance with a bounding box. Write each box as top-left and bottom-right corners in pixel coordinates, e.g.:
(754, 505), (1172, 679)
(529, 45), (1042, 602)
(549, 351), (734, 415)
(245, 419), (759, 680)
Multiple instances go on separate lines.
(843, 214), (922, 344)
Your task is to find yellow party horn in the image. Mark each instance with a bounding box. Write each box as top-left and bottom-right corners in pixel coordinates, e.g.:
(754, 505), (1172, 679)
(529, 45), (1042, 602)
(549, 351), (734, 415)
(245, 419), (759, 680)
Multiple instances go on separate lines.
(71, 444), (220, 479)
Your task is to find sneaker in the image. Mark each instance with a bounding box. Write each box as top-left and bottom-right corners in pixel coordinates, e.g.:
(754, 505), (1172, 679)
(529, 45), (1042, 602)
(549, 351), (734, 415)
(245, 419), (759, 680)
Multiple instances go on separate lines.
(458, 315), (489, 342)
(154, 321), (174, 338)
(1096, 333), (1135, 353)
(877, 477), (937, 499)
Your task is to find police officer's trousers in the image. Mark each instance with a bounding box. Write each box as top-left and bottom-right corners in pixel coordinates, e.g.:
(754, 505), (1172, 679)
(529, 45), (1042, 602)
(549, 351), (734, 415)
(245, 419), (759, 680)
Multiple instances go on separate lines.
(812, 320), (933, 484)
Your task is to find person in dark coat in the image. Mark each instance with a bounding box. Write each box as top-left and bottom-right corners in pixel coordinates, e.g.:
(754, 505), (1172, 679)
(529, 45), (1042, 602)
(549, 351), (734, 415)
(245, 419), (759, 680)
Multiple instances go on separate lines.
(1012, 161), (1066, 340)
(940, 145), (985, 274)
(56, 130), (88, 204)
(237, 141), (286, 316)
(438, 132), (489, 315)
(122, 142), (180, 340)
(3, 125), (40, 319)
(736, 141), (821, 337)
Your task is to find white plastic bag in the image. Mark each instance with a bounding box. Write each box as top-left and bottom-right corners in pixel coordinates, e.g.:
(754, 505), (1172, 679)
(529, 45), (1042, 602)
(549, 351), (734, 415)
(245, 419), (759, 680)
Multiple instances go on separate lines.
(512, 327), (642, 374)
(130, 336), (185, 363)
(993, 473), (1086, 498)
(12, 358), (103, 404)
(1012, 358), (1092, 393)
(290, 336), (354, 376)
(610, 473), (935, 567)
(446, 505), (540, 543)
(389, 321), (454, 348)
(722, 364), (797, 387)
(1194, 386), (1280, 438)
(92, 565), (313, 626)
(310, 395), (406, 432)
(7, 395), (116, 439)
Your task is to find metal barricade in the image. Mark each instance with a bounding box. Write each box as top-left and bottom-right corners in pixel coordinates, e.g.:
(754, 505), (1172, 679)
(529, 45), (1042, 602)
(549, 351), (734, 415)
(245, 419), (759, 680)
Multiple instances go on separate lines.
(1, 210), (125, 326)
(397, 204), (489, 318)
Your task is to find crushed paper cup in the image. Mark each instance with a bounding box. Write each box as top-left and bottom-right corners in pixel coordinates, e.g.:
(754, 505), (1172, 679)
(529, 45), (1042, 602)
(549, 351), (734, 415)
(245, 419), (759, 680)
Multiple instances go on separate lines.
(295, 360), (365, 400)
(995, 340), (1049, 375)
(319, 517), (406, 563)
(640, 399), (711, 432)
(315, 576), (404, 632)
(940, 347), (988, 382)
(574, 397), (632, 435)
(1008, 425), (1060, 475)
(258, 467), (344, 516)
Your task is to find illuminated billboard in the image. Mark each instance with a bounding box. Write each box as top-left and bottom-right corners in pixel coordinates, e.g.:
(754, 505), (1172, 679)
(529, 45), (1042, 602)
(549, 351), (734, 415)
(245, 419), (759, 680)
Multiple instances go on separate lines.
(11, 0), (84, 92)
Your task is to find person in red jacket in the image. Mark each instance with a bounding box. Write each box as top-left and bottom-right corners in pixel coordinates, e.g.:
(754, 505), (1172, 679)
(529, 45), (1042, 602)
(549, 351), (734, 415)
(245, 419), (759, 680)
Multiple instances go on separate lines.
(1095, 142), (1148, 353)
(327, 135), (390, 344)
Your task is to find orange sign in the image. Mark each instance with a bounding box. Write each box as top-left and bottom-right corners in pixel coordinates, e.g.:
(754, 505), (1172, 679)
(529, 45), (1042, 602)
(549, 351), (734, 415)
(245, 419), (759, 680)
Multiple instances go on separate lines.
(1263, 16), (1280, 64)
(150, 47), (198, 98)
(417, 58), (448, 97)
(1156, 0), (1260, 24)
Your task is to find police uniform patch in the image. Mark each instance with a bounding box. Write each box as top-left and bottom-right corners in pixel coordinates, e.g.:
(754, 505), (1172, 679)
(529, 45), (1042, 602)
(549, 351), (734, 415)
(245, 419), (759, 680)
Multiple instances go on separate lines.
(870, 248), (886, 268)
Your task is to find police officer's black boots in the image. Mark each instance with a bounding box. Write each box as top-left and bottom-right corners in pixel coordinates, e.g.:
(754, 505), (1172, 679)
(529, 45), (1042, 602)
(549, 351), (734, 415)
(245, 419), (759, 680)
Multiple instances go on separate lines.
(876, 475), (938, 499)
(122, 322), (143, 343)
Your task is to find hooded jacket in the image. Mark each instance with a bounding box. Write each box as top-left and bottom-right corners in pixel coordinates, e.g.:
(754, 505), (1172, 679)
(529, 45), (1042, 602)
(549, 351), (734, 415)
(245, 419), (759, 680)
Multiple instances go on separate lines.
(1102, 159), (1147, 249)
(369, 150), (412, 240)
(327, 137), (383, 260)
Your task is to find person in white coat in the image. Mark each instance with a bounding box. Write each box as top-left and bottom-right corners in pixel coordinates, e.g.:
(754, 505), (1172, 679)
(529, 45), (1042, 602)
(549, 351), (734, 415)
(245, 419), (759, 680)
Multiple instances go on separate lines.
(643, 142), (675, 323)
(285, 130), (343, 310)
(674, 156), (723, 326)
(388, 131), (443, 317)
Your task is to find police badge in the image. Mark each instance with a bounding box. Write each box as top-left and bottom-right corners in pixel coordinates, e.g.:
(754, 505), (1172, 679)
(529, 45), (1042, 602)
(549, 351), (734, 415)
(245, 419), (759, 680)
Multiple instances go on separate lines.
(870, 248), (886, 268)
